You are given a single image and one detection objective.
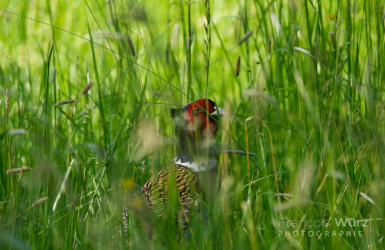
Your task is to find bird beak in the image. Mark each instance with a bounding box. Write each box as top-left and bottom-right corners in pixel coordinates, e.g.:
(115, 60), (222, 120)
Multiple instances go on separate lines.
(211, 107), (229, 117)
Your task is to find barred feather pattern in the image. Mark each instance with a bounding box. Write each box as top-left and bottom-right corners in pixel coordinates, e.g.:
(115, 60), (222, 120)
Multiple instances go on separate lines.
(141, 164), (200, 227)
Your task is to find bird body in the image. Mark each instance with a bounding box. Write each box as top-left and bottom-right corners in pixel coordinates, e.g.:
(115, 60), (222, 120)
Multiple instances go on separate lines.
(140, 99), (224, 226)
(140, 163), (200, 226)
(121, 99), (224, 237)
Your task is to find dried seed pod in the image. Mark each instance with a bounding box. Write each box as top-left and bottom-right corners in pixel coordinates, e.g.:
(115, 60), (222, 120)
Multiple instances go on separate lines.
(235, 55), (241, 77)
(6, 167), (32, 175)
(55, 100), (76, 106)
(237, 31), (253, 46)
(127, 35), (136, 57)
(267, 37), (272, 54)
(32, 197), (48, 207)
(81, 81), (94, 95)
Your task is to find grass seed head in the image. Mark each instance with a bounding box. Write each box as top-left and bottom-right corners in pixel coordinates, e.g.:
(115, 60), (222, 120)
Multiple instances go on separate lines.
(55, 100), (76, 106)
(82, 82), (94, 95)
(235, 55), (241, 77)
(237, 31), (253, 46)
(127, 35), (136, 57)
(6, 167), (32, 175)
(32, 197), (48, 207)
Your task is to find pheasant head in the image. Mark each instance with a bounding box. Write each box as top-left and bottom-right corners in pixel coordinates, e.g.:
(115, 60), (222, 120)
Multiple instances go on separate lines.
(171, 99), (225, 170)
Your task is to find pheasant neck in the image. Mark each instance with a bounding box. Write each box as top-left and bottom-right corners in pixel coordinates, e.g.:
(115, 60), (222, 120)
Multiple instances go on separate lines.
(176, 129), (218, 172)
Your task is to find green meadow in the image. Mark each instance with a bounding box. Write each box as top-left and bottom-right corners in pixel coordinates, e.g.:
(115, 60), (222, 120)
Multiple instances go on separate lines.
(1, 0), (384, 249)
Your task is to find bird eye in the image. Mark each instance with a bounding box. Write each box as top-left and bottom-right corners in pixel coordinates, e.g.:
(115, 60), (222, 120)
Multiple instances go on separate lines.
(194, 107), (201, 113)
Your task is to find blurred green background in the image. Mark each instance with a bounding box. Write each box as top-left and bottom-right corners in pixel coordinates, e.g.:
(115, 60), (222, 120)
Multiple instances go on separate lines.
(1, 0), (384, 249)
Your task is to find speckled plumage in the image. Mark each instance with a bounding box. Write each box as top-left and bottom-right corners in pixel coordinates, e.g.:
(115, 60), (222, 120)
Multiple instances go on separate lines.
(140, 163), (201, 225)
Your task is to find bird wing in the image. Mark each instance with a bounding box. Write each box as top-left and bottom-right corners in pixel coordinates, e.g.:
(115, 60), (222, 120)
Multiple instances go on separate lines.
(141, 164), (200, 221)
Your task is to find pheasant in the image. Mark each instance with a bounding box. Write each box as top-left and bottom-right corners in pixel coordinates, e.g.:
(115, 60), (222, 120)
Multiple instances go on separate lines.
(140, 99), (224, 223)
(121, 99), (225, 237)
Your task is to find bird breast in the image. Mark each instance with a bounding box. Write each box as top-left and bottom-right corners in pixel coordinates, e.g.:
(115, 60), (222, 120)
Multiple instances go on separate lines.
(173, 157), (218, 172)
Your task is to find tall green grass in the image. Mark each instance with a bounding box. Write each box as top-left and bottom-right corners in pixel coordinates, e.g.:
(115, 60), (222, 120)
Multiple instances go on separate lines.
(1, 0), (384, 249)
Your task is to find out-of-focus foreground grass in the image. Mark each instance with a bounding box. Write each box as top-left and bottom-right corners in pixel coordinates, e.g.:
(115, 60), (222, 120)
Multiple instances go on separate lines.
(0, 0), (384, 249)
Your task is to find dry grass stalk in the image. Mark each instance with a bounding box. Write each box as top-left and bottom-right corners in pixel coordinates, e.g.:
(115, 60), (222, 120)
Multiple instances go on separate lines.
(32, 197), (48, 207)
(53, 159), (76, 212)
(235, 55), (241, 77)
(55, 100), (76, 106)
(6, 167), (32, 175)
(237, 31), (253, 46)
(69, 194), (81, 211)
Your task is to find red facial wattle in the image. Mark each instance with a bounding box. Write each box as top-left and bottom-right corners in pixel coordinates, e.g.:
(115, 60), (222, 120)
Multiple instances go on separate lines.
(182, 99), (218, 138)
